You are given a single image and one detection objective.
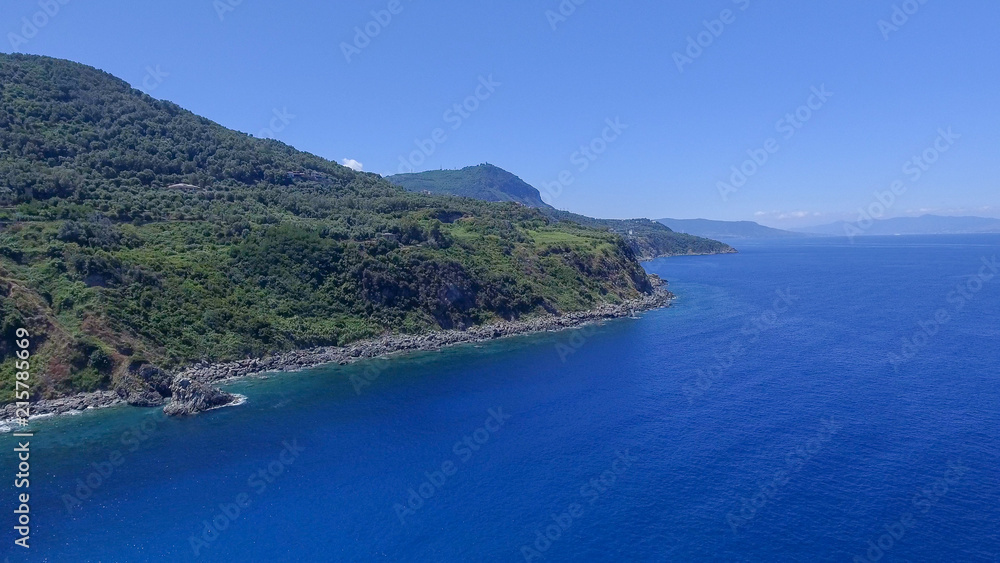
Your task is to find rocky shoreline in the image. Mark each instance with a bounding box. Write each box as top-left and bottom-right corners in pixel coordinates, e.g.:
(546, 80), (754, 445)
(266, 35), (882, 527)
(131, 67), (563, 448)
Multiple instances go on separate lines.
(1, 283), (672, 427)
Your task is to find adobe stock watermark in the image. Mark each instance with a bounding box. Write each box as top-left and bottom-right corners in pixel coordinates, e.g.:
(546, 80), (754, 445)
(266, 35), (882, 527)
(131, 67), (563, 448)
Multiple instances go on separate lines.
(538, 117), (628, 205)
(852, 460), (968, 562)
(878, 0), (930, 41)
(554, 323), (600, 363)
(60, 415), (163, 513)
(843, 128), (959, 240)
(519, 449), (637, 562)
(682, 287), (799, 404)
(673, 0), (751, 73)
(396, 75), (501, 174)
(348, 357), (391, 395)
(213, 0), (247, 22)
(257, 108), (295, 140)
(7, 0), (72, 51)
(140, 65), (169, 93)
(393, 407), (511, 525)
(888, 255), (997, 371)
(545, 0), (587, 31)
(726, 417), (842, 534)
(188, 439), (305, 557)
(340, 0), (407, 64)
(718, 85), (833, 202)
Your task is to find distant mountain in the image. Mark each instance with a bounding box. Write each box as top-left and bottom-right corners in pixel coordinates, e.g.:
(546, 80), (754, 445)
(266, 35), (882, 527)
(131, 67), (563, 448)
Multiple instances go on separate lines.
(658, 218), (807, 240)
(388, 164), (553, 209)
(795, 215), (1000, 236)
(387, 165), (735, 259)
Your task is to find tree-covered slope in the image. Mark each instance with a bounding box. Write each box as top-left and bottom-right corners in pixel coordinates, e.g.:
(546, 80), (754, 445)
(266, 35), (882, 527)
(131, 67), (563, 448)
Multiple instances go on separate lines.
(549, 212), (736, 260)
(388, 164), (735, 260)
(389, 164), (552, 208)
(0, 54), (655, 401)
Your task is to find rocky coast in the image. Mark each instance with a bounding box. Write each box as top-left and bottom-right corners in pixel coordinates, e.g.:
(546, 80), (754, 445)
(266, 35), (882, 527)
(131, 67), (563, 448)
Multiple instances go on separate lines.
(1, 282), (672, 426)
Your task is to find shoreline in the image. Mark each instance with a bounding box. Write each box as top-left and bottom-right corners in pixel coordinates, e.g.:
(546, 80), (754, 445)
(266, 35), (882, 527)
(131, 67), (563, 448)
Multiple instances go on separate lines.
(634, 248), (738, 261)
(0, 286), (673, 428)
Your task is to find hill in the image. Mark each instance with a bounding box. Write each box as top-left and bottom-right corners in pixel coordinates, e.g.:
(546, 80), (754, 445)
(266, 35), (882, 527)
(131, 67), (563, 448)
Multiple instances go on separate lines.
(389, 164), (552, 208)
(551, 212), (735, 260)
(388, 165), (735, 260)
(658, 218), (808, 240)
(795, 215), (1000, 236)
(0, 54), (660, 402)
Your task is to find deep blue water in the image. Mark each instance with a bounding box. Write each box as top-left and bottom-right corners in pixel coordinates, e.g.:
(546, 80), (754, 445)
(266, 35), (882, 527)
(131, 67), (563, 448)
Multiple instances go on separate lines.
(3, 235), (1000, 562)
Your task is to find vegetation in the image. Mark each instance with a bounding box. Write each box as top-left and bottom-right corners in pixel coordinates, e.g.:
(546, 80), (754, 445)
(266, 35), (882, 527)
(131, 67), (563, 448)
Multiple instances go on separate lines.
(546, 211), (736, 260)
(0, 54), (654, 401)
(388, 163), (735, 260)
(389, 164), (551, 208)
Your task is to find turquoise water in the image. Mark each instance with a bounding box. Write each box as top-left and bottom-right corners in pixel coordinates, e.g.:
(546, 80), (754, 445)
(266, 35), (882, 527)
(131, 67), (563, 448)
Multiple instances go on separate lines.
(3, 235), (999, 562)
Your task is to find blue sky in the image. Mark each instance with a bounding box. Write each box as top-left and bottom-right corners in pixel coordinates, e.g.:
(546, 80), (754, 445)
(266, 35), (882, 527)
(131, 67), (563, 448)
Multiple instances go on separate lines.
(2, 0), (998, 226)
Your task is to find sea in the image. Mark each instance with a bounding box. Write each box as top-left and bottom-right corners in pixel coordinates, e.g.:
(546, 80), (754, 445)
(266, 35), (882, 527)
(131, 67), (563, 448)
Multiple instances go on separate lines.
(2, 235), (999, 562)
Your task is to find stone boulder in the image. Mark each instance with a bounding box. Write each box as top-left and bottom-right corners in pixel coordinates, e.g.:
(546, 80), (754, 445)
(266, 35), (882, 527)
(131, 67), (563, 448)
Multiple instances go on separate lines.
(163, 377), (238, 416)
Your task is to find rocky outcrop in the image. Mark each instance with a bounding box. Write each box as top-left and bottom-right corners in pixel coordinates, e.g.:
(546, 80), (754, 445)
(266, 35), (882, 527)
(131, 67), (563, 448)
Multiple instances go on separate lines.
(162, 376), (239, 417)
(136, 364), (173, 397)
(116, 386), (165, 408)
(113, 364), (174, 407)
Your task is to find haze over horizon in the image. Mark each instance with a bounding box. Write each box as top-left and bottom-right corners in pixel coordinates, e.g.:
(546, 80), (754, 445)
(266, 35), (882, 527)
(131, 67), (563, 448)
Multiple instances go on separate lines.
(3, 0), (998, 227)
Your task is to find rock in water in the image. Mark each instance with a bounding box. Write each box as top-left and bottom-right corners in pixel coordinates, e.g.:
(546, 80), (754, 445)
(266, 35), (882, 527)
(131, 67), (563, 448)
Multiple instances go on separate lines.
(163, 377), (238, 416)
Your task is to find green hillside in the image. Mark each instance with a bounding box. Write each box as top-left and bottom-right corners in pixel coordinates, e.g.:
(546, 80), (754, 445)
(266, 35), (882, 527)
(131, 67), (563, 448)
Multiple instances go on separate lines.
(0, 54), (657, 401)
(389, 164), (735, 260)
(550, 212), (736, 260)
(389, 164), (552, 208)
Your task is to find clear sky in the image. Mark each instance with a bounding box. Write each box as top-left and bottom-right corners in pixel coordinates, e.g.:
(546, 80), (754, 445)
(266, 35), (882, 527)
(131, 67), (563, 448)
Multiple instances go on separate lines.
(2, 0), (998, 227)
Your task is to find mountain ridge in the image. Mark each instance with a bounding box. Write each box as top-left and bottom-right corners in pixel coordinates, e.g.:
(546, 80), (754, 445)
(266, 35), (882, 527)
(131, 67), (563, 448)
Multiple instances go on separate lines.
(389, 164), (552, 209)
(387, 165), (736, 259)
(658, 218), (807, 240)
(795, 214), (1000, 236)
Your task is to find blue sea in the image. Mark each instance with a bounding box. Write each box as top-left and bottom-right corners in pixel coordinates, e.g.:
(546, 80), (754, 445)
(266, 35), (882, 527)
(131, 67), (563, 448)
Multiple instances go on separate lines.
(3, 235), (999, 562)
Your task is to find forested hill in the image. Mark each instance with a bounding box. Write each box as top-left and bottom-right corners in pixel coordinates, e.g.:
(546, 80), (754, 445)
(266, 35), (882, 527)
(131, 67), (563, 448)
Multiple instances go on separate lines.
(389, 164), (552, 209)
(549, 211), (736, 260)
(388, 165), (735, 260)
(0, 54), (656, 401)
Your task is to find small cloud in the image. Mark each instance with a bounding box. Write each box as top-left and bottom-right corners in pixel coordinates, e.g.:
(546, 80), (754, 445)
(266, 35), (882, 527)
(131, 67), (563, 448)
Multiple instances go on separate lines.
(341, 158), (364, 172)
(776, 210), (810, 220)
